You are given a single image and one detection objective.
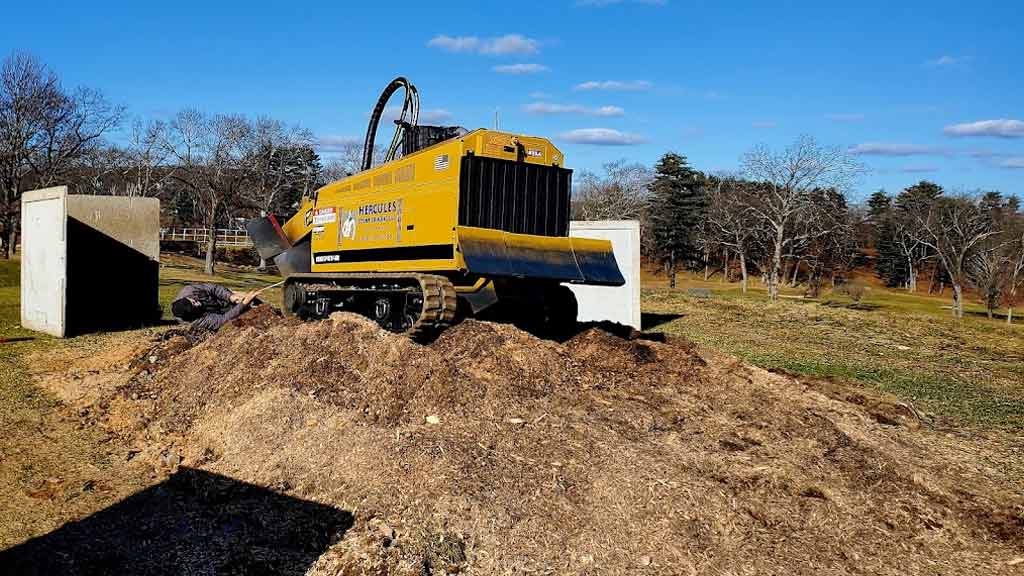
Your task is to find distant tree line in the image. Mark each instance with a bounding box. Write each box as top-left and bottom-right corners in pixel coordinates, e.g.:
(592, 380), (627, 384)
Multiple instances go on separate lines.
(572, 139), (1024, 322)
(869, 184), (1023, 320)
(0, 51), (364, 274)
(573, 135), (865, 302)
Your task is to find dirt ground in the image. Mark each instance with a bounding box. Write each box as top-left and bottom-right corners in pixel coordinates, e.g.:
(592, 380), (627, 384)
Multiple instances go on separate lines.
(2, 306), (1023, 575)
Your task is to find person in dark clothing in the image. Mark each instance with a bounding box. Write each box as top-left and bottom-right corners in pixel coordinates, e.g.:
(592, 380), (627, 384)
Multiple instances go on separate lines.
(170, 284), (260, 331)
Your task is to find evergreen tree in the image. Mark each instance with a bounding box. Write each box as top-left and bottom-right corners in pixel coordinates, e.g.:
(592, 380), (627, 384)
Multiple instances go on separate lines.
(648, 152), (706, 288)
(866, 190), (904, 286)
(866, 190), (891, 225)
(896, 180), (943, 212)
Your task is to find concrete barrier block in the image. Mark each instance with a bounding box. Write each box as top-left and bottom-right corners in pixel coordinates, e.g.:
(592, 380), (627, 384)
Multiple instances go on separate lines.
(21, 187), (161, 337)
(569, 220), (641, 329)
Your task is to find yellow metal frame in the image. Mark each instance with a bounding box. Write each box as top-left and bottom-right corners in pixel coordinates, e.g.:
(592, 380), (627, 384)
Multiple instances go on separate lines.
(271, 127), (621, 287)
(293, 129), (565, 275)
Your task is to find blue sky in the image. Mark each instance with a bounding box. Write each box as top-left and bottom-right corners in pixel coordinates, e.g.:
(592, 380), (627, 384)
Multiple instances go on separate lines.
(4, 0), (1022, 199)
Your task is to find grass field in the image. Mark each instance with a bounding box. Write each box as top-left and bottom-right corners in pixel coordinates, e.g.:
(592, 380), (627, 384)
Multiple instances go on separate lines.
(2, 257), (1022, 430)
(0, 256), (283, 466)
(643, 271), (1024, 428)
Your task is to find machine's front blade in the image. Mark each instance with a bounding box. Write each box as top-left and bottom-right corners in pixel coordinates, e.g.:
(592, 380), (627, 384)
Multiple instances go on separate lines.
(571, 237), (626, 286)
(458, 226), (592, 283)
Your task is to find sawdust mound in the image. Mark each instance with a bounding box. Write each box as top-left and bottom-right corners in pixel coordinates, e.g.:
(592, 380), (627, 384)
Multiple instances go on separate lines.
(104, 312), (1023, 575)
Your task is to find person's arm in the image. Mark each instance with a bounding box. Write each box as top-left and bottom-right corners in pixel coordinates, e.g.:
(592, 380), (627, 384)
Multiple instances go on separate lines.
(192, 303), (248, 332)
(192, 290), (260, 332)
(209, 284), (235, 302)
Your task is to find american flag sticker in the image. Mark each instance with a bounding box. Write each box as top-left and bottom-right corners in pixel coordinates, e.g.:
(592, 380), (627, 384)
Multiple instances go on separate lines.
(434, 154), (449, 171)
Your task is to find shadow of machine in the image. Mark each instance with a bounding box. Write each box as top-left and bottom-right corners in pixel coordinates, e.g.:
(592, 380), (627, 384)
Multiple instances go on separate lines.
(0, 468), (353, 576)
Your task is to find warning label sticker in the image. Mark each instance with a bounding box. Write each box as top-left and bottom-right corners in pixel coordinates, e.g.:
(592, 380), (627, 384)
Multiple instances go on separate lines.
(312, 207), (337, 225)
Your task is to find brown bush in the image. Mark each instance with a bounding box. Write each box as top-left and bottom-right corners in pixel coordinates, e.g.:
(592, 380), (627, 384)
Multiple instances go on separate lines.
(836, 280), (867, 302)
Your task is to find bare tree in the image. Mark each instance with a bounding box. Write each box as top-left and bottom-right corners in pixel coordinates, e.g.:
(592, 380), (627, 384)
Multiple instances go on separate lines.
(741, 135), (862, 300)
(0, 51), (122, 257)
(119, 118), (172, 197)
(68, 118), (173, 197)
(706, 177), (757, 292)
(914, 194), (1000, 318)
(966, 194), (1023, 321)
(571, 160), (652, 221)
(801, 188), (859, 297)
(165, 110), (254, 275)
(886, 181), (944, 292)
(27, 85), (123, 187)
(1003, 218), (1024, 324)
(970, 244), (1008, 320)
(68, 144), (125, 195)
(321, 140), (383, 184)
(245, 117), (318, 267)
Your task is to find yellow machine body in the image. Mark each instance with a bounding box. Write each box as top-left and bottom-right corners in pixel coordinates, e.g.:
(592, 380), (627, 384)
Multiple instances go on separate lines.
(276, 129), (623, 287)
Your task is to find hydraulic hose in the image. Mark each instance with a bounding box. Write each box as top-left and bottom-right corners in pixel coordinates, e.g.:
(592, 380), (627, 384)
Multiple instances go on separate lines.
(362, 77), (419, 171)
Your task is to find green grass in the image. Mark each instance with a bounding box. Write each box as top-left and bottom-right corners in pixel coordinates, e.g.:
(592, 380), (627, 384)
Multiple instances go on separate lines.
(643, 276), (1024, 428)
(0, 260), (56, 452)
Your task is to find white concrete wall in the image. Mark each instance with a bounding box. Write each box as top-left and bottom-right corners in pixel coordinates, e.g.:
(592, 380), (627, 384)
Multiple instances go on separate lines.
(21, 187), (68, 336)
(569, 220), (641, 329)
(21, 187), (161, 337)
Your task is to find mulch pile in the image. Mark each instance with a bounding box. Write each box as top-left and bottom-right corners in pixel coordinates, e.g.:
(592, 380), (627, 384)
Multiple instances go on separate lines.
(89, 308), (1023, 575)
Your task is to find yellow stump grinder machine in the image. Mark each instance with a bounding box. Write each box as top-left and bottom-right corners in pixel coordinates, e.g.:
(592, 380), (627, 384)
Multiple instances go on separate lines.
(246, 78), (625, 339)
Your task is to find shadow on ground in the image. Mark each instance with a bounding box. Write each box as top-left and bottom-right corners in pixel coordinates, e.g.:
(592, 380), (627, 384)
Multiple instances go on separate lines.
(964, 309), (1020, 324)
(0, 467), (352, 576)
(821, 300), (882, 311)
(641, 312), (684, 331)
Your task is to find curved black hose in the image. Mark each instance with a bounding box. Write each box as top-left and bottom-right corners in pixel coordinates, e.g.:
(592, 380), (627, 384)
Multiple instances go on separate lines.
(362, 77), (419, 171)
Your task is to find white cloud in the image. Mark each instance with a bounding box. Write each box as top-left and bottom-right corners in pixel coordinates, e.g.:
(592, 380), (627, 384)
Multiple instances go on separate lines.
(967, 149), (1012, 159)
(426, 35), (480, 53)
(483, 34), (539, 55)
(421, 108), (454, 123)
(529, 91), (552, 99)
(751, 121), (777, 129)
(317, 135), (359, 153)
(943, 119), (1024, 138)
(493, 63), (549, 75)
(927, 55), (970, 67)
(1000, 157), (1024, 169)
(559, 128), (646, 145)
(524, 102), (624, 116)
(427, 34), (539, 56)
(574, 80), (652, 92)
(825, 113), (865, 122)
(848, 142), (946, 156)
(379, 106), (453, 123)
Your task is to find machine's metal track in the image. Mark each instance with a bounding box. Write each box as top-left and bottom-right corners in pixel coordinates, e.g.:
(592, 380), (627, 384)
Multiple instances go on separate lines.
(283, 272), (457, 341)
(408, 274), (458, 340)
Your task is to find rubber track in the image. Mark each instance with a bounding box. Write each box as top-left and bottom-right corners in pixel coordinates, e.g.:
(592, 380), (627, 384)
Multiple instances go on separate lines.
(407, 274), (458, 341)
(287, 272), (457, 341)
